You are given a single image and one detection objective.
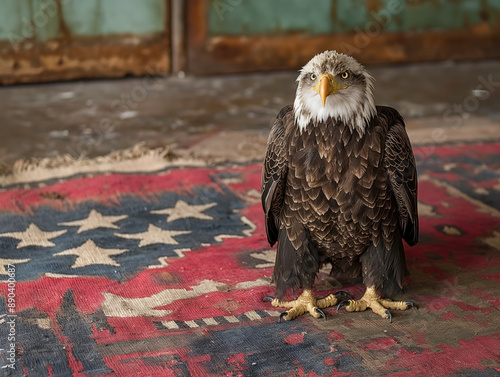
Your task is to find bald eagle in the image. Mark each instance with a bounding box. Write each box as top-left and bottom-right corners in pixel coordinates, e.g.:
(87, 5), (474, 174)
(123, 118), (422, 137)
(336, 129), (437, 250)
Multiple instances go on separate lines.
(262, 51), (418, 322)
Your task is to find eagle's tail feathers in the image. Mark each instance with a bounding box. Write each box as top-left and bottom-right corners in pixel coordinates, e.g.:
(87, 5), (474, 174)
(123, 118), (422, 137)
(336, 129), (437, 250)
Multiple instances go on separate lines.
(360, 231), (409, 297)
(272, 225), (319, 300)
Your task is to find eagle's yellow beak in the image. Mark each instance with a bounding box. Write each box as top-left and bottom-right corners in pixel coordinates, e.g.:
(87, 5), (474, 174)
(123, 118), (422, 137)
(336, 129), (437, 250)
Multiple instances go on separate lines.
(313, 73), (347, 107)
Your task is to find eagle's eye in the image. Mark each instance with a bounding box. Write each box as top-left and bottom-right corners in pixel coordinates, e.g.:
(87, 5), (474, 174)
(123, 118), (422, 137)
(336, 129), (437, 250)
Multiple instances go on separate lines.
(310, 73), (317, 81)
(341, 72), (349, 79)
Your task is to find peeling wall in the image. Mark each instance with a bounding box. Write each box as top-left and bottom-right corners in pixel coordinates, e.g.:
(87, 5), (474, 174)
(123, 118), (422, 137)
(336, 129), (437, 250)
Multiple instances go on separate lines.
(1, 0), (500, 82)
(209, 0), (500, 36)
(0, 0), (169, 85)
(0, 0), (166, 42)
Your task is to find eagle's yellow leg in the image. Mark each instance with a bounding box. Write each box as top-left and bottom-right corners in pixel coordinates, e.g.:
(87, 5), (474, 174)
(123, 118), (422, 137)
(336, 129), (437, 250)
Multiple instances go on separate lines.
(265, 289), (345, 321)
(339, 286), (414, 322)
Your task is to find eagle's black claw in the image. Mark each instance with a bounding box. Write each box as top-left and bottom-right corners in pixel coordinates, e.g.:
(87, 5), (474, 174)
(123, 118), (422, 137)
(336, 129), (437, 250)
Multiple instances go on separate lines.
(406, 301), (418, 309)
(334, 290), (353, 300)
(278, 311), (288, 323)
(336, 300), (350, 312)
(386, 310), (393, 323)
(262, 296), (274, 303)
(315, 308), (326, 320)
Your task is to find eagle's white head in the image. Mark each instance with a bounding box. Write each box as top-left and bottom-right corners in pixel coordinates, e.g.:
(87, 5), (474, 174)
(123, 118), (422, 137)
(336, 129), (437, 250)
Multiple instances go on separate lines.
(293, 51), (376, 133)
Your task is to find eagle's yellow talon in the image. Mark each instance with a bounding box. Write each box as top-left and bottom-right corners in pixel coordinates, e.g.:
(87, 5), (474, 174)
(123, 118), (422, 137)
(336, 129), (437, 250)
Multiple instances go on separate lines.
(339, 286), (414, 321)
(264, 289), (342, 321)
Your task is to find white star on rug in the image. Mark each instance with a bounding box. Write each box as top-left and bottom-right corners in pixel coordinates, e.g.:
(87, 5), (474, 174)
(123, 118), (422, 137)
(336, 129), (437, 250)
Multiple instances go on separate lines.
(250, 249), (276, 269)
(58, 210), (128, 233)
(55, 239), (128, 268)
(0, 257), (31, 275)
(115, 224), (191, 247)
(151, 200), (216, 222)
(0, 224), (67, 249)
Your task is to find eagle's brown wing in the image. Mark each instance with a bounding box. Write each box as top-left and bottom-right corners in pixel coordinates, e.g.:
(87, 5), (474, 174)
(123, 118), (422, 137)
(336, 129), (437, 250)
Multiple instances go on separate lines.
(261, 105), (292, 246)
(380, 106), (419, 246)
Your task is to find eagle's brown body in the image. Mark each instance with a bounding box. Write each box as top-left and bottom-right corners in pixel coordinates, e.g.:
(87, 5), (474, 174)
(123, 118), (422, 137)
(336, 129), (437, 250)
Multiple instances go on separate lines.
(262, 105), (417, 300)
(261, 51), (418, 321)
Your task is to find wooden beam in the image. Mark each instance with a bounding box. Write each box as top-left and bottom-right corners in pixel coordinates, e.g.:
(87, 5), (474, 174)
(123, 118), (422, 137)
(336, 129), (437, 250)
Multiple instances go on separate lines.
(171, 0), (187, 75)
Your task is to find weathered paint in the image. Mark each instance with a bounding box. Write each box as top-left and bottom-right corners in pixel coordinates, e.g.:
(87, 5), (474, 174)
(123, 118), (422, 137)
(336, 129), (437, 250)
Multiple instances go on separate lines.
(209, 0), (339, 36)
(209, 0), (500, 36)
(0, 0), (169, 85)
(0, 0), (32, 42)
(188, 0), (500, 75)
(0, 0), (166, 43)
(62, 0), (166, 36)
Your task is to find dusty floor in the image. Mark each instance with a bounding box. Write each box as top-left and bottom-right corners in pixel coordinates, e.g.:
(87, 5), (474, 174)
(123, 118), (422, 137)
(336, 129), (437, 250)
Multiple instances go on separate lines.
(1, 59), (499, 166)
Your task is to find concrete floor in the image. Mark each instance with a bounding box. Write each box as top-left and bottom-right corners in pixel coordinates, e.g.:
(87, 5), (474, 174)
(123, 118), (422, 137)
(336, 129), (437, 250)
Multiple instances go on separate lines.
(1, 59), (500, 166)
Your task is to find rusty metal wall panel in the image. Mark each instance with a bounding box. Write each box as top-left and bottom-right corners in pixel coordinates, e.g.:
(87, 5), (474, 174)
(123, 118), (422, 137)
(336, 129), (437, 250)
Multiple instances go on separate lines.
(208, 0), (500, 36)
(187, 0), (500, 75)
(0, 0), (170, 85)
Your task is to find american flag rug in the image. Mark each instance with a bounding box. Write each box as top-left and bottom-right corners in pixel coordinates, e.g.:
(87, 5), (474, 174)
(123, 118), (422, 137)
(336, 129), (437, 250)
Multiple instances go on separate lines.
(0, 141), (499, 376)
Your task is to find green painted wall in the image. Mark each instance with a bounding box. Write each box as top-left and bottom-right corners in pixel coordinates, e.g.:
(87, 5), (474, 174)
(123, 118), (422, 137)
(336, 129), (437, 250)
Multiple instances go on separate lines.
(209, 0), (500, 36)
(62, 0), (166, 37)
(0, 0), (166, 42)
